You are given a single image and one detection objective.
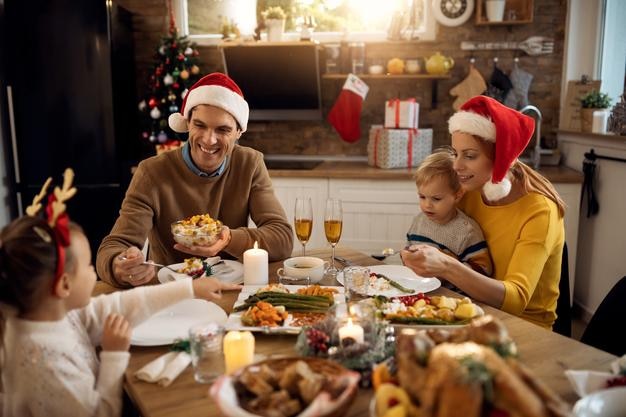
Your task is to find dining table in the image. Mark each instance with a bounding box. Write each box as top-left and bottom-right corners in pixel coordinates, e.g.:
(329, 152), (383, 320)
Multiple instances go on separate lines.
(93, 247), (617, 417)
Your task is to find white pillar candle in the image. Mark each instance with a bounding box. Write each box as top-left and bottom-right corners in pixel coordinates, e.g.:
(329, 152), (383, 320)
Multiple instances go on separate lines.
(243, 241), (268, 285)
(338, 318), (364, 344)
(223, 331), (255, 374)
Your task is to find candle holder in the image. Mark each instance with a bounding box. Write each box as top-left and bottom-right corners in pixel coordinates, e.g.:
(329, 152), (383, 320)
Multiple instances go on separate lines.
(295, 300), (394, 387)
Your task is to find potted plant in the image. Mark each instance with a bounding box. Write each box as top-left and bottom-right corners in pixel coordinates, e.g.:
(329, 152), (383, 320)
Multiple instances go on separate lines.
(580, 90), (612, 132)
(263, 6), (286, 42)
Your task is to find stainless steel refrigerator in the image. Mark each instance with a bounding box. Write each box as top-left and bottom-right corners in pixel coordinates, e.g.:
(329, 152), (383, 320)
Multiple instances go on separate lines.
(0, 0), (141, 257)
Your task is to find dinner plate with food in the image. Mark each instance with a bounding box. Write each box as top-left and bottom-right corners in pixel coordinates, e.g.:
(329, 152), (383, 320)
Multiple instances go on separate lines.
(225, 284), (344, 333)
(336, 264), (441, 297)
(157, 257), (244, 284)
(372, 292), (485, 328)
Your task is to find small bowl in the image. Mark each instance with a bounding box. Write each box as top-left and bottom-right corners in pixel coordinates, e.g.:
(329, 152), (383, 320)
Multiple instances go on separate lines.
(171, 214), (223, 247)
(573, 386), (626, 417)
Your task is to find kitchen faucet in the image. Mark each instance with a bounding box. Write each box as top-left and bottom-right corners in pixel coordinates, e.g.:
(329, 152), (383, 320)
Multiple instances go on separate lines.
(520, 105), (542, 170)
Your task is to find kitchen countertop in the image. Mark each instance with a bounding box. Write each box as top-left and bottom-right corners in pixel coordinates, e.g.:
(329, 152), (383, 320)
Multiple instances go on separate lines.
(267, 160), (584, 183)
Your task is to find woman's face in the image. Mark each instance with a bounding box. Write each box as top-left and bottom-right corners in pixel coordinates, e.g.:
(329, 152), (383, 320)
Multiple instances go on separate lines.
(451, 132), (494, 192)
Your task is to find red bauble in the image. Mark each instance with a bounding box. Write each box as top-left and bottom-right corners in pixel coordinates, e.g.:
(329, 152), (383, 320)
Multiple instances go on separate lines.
(165, 58), (170, 65)
(155, 67), (163, 76)
(172, 42), (177, 48)
(148, 97), (158, 108)
(177, 54), (184, 61)
(193, 50), (199, 56)
(172, 82), (180, 89)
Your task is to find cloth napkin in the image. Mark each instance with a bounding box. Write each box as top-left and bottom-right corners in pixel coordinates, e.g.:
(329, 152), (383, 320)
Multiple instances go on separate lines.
(135, 351), (191, 387)
(565, 354), (626, 397)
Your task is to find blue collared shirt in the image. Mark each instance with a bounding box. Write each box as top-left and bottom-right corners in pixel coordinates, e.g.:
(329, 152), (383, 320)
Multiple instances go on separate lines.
(182, 141), (227, 178)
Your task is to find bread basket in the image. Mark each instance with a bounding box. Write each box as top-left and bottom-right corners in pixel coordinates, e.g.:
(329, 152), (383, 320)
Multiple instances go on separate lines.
(210, 356), (360, 417)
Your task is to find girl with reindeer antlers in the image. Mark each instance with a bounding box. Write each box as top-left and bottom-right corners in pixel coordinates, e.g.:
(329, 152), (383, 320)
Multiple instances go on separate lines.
(0, 169), (241, 417)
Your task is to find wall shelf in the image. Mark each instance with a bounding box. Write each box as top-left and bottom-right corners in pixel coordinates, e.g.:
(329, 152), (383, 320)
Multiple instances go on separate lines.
(475, 0), (533, 26)
(322, 73), (451, 108)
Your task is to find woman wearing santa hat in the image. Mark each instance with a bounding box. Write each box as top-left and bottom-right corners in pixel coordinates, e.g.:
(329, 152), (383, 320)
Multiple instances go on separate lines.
(97, 73), (293, 287)
(402, 96), (565, 329)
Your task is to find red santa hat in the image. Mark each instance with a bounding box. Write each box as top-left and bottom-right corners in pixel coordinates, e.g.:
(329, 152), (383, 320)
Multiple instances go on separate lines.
(168, 72), (249, 133)
(448, 95), (535, 201)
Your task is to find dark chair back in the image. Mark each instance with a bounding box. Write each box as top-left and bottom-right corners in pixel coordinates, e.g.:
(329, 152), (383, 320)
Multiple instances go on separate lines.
(553, 243), (571, 337)
(581, 276), (626, 356)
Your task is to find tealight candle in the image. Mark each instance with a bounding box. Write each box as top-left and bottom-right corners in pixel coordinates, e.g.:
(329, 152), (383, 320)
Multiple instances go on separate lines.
(243, 241), (268, 285)
(338, 318), (364, 345)
(223, 331), (255, 374)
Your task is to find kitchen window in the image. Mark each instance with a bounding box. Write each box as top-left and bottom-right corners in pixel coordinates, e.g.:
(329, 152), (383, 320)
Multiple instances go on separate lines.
(173, 0), (436, 44)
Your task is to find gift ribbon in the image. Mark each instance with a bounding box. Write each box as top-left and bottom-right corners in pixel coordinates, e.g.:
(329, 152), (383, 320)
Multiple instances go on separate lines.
(373, 128), (381, 166)
(387, 98), (416, 128)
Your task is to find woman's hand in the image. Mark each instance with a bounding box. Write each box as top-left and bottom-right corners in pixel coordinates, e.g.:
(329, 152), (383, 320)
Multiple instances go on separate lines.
(174, 226), (232, 258)
(113, 246), (155, 286)
(101, 313), (131, 352)
(401, 244), (453, 278)
(192, 276), (242, 302)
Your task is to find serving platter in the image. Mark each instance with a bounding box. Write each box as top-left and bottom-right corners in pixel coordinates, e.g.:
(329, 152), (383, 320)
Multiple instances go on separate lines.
(224, 285), (344, 334)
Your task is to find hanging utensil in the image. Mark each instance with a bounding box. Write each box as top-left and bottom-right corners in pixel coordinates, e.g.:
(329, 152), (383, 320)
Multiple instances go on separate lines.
(461, 36), (554, 56)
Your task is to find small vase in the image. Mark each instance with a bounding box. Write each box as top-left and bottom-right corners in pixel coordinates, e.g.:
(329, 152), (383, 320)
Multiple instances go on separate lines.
(266, 19), (285, 42)
(580, 108), (597, 132)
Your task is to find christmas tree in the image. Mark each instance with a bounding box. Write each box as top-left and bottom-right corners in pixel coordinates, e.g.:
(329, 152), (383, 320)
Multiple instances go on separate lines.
(138, 7), (201, 149)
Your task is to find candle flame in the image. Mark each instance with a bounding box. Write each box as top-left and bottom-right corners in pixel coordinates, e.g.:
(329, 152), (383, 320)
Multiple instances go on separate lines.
(253, 241), (258, 249)
(347, 318), (354, 326)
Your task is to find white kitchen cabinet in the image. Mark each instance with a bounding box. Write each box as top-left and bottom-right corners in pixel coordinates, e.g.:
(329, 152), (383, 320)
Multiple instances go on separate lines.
(328, 179), (418, 255)
(269, 177), (329, 251)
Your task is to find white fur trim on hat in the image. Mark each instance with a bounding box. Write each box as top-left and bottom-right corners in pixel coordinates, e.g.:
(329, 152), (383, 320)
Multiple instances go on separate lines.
(482, 174), (512, 201)
(168, 85), (249, 133)
(448, 111), (496, 142)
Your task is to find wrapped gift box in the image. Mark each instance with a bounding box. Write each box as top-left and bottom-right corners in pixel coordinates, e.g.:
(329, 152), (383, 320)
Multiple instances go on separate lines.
(367, 126), (433, 169)
(384, 99), (419, 129)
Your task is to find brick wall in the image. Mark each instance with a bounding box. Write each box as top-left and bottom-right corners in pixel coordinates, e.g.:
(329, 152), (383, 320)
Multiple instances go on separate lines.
(120, 0), (566, 157)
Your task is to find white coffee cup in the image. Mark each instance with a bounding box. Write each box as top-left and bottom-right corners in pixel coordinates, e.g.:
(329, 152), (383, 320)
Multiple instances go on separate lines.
(486, 0), (506, 22)
(276, 256), (329, 284)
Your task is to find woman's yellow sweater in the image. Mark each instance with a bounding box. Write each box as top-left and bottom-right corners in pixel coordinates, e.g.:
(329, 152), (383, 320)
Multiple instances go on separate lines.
(458, 191), (564, 328)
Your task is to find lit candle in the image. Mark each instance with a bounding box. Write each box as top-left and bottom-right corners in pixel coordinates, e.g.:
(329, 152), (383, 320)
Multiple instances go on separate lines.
(338, 318), (364, 345)
(243, 241), (268, 285)
(223, 331), (255, 374)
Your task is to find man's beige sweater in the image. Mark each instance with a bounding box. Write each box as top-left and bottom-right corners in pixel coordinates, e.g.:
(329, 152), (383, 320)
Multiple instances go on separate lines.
(96, 145), (293, 286)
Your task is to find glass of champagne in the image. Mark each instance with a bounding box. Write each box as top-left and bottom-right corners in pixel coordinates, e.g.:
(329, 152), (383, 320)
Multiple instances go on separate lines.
(324, 198), (343, 277)
(294, 197), (313, 256)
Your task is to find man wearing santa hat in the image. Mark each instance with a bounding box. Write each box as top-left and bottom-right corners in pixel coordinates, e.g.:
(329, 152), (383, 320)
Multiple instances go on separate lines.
(97, 73), (293, 287)
(402, 96), (565, 330)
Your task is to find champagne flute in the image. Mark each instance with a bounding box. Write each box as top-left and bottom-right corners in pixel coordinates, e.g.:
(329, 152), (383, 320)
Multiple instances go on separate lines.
(324, 198), (343, 277)
(294, 197), (313, 256)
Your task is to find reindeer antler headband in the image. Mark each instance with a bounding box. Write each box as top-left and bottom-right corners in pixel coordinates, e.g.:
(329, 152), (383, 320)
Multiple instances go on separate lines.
(26, 168), (77, 284)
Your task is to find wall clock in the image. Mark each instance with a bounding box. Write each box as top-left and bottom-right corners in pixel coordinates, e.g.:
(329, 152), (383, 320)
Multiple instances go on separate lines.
(432, 0), (475, 27)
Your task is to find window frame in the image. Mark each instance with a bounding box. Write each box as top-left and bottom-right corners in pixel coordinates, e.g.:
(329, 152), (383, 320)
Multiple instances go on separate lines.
(173, 0), (438, 45)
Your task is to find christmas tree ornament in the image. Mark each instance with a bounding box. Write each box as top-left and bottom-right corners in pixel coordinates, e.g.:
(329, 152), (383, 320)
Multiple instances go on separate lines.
(156, 67), (163, 76)
(185, 47), (193, 56)
(161, 98), (167, 104)
(172, 42), (177, 49)
(177, 53), (185, 61)
(142, 131), (149, 139)
(159, 45), (166, 55)
(149, 134), (157, 143)
(450, 65), (487, 111)
(163, 74), (174, 86)
(172, 82), (180, 90)
(148, 97), (158, 108)
(168, 93), (177, 102)
(165, 58), (171, 65)
(191, 65), (200, 75)
(150, 107), (161, 119)
(138, 100), (147, 111)
(327, 74), (369, 143)
(180, 69), (189, 80)
(157, 131), (168, 143)
(172, 68), (180, 78)
(169, 104), (179, 113)
(193, 50), (199, 56)
(159, 119), (168, 129)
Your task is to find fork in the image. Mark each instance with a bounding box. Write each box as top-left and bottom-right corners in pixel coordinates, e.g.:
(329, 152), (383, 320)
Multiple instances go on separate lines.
(460, 36), (554, 56)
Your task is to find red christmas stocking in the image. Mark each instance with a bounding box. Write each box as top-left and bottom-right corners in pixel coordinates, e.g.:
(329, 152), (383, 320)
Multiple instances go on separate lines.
(327, 74), (369, 143)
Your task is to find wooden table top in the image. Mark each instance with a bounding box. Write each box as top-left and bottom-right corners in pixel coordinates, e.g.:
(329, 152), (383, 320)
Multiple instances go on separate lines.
(94, 247), (615, 417)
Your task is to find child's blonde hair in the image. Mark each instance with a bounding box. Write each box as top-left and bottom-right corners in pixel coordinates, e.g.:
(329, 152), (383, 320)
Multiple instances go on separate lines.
(414, 148), (461, 193)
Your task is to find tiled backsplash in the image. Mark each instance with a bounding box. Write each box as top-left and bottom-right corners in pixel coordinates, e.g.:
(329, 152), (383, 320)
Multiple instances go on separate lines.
(120, 0), (566, 157)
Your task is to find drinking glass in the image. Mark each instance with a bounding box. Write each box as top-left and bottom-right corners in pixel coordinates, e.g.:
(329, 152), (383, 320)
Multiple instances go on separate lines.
(324, 198), (343, 277)
(189, 322), (225, 384)
(294, 197), (313, 256)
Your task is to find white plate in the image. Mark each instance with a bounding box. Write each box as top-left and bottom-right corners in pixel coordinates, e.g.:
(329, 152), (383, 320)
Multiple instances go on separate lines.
(573, 387), (626, 417)
(131, 299), (227, 346)
(336, 265), (441, 297)
(157, 260), (244, 284)
(225, 285), (344, 334)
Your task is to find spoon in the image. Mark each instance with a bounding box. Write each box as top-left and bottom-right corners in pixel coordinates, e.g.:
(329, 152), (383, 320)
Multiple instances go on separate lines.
(371, 248), (397, 261)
